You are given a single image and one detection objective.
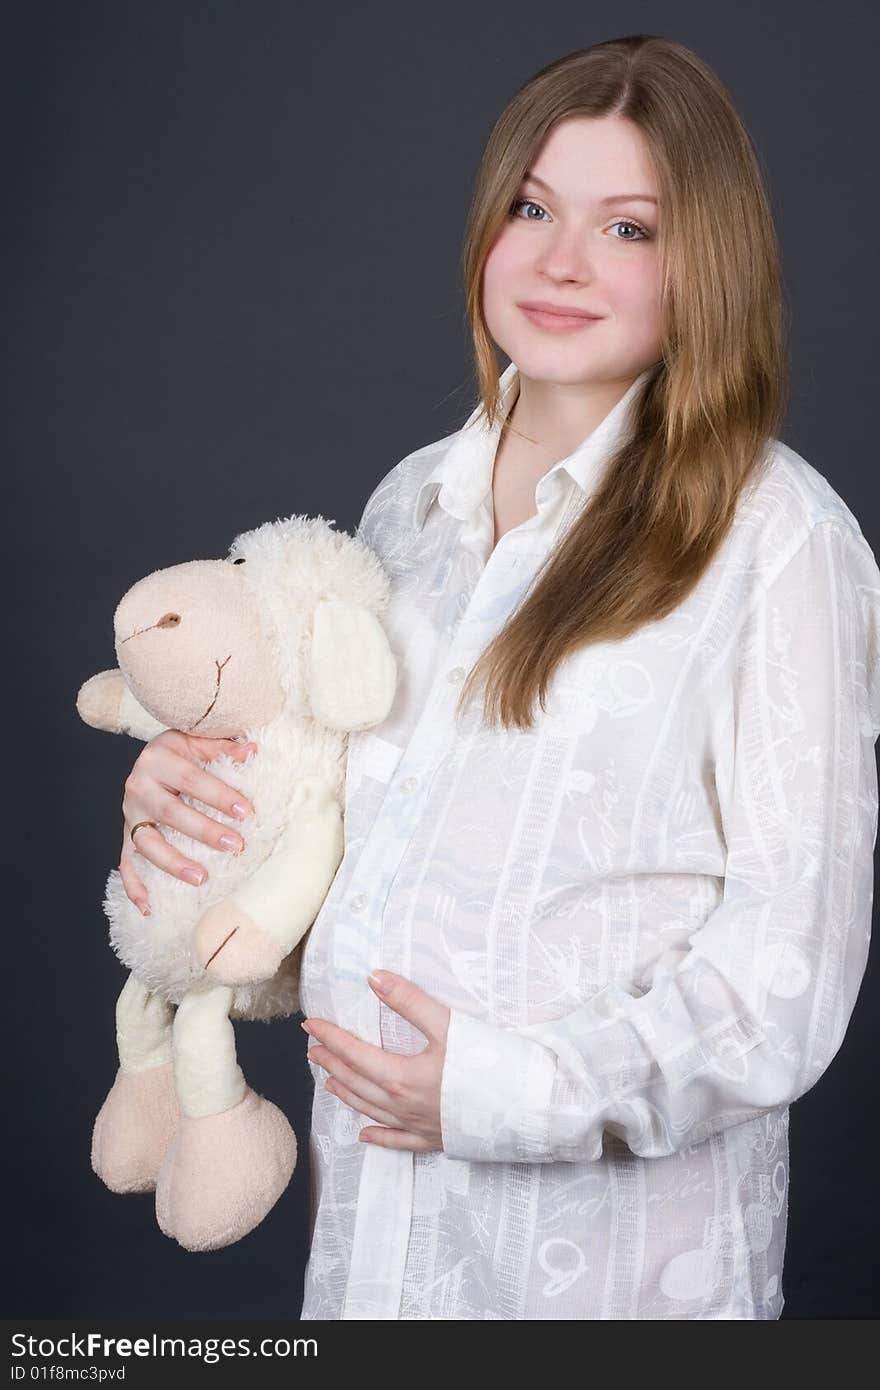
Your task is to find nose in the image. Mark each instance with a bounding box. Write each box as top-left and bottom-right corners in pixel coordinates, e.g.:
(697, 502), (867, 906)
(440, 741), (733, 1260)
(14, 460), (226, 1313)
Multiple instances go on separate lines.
(535, 221), (596, 284)
(156, 613), (181, 628)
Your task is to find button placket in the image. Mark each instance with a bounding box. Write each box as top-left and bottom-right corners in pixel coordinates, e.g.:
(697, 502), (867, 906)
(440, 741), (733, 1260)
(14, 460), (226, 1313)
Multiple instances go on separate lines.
(336, 541), (527, 998)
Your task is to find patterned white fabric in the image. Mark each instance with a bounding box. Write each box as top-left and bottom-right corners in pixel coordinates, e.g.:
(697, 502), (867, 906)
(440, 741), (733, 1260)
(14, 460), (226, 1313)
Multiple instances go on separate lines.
(298, 361), (880, 1319)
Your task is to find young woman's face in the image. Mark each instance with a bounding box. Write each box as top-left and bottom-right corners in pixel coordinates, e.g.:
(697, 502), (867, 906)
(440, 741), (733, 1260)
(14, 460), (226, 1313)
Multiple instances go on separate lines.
(482, 115), (665, 386)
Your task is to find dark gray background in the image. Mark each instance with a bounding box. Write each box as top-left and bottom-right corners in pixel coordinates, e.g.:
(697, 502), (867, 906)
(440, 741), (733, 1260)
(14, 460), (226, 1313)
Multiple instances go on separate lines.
(5, 0), (878, 1320)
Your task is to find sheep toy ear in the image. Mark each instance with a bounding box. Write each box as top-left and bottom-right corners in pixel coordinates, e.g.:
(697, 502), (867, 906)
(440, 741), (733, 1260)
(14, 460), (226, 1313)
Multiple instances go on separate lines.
(77, 669), (170, 741)
(307, 598), (397, 732)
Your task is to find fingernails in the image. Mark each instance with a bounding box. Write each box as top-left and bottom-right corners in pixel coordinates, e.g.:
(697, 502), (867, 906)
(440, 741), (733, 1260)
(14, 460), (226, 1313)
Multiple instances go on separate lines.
(231, 802), (252, 820)
(183, 868), (206, 886)
(137, 900), (151, 917)
(219, 834), (243, 852)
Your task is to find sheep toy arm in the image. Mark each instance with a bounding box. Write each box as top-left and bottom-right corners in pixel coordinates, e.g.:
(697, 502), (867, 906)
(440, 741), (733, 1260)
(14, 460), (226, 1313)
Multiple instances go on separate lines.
(193, 775), (345, 985)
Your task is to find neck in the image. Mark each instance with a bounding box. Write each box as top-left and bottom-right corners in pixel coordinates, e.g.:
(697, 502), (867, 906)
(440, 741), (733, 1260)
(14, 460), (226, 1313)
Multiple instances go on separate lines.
(502, 372), (639, 462)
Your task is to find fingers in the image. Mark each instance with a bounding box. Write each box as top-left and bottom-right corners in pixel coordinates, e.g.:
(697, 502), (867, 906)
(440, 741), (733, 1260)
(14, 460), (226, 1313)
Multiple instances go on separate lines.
(186, 735), (256, 766)
(133, 735), (256, 824)
(322, 1075), (400, 1128)
(138, 791), (248, 862)
(156, 734), (257, 815)
(125, 819), (210, 887)
(119, 730), (258, 905)
(118, 830), (151, 916)
(164, 748), (257, 826)
(308, 1042), (399, 1114)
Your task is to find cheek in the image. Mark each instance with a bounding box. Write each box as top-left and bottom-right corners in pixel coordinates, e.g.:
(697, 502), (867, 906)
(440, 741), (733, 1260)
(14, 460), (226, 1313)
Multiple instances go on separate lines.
(605, 253), (662, 319)
(482, 235), (534, 343)
(483, 232), (527, 304)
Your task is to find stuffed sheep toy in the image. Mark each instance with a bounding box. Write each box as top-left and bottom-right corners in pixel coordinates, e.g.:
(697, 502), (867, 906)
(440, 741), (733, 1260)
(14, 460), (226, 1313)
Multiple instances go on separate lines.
(76, 513), (397, 1252)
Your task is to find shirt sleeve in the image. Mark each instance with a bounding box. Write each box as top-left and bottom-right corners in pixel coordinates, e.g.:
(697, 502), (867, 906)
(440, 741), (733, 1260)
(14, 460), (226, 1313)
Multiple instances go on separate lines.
(439, 517), (880, 1163)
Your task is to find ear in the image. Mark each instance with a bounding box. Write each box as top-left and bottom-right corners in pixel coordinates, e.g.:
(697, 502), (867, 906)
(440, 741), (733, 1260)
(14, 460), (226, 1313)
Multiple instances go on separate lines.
(306, 599), (397, 731)
(76, 669), (170, 741)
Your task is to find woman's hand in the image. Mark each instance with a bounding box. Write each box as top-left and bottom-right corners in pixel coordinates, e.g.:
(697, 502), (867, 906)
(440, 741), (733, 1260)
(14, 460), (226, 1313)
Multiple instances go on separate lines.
(119, 728), (257, 917)
(302, 971), (451, 1152)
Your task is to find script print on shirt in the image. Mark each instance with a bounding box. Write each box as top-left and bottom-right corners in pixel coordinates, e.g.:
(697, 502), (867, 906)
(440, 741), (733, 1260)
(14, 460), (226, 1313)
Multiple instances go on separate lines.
(374, 558), (758, 1319)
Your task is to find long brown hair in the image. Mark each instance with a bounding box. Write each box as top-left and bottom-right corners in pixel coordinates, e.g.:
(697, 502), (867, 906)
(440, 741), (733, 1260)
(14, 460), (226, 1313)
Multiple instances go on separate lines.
(454, 34), (789, 730)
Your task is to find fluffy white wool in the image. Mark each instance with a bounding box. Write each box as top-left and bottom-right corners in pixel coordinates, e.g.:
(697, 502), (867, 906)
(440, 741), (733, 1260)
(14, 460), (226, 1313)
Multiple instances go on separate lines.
(229, 511), (392, 716)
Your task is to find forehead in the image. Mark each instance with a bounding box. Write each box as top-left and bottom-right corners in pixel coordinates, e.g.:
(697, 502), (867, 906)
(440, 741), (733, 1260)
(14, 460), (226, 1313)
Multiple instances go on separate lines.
(526, 116), (658, 200)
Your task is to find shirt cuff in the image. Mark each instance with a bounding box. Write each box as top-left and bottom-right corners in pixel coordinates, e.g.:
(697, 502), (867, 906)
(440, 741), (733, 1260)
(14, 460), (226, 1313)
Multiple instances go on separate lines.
(439, 1006), (558, 1162)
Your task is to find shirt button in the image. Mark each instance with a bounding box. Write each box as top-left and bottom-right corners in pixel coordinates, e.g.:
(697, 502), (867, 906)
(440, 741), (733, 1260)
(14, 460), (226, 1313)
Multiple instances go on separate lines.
(447, 666), (465, 684)
(400, 775), (419, 792)
(349, 893), (367, 913)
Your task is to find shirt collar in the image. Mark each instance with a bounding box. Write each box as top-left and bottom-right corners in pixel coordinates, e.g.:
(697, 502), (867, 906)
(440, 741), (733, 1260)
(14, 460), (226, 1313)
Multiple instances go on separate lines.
(411, 360), (657, 532)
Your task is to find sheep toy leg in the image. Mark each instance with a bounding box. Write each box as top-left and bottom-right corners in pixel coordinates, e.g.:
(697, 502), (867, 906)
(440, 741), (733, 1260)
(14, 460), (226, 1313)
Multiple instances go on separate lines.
(154, 980), (297, 1252)
(91, 972), (179, 1194)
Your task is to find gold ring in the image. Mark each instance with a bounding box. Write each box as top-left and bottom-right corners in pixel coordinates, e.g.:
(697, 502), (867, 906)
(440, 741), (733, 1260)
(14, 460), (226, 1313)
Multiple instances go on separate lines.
(130, 819), (160, 845)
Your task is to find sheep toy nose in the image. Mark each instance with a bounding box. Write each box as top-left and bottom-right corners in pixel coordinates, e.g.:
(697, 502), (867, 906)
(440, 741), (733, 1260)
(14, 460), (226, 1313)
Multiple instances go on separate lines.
(157, 613), (181, 628)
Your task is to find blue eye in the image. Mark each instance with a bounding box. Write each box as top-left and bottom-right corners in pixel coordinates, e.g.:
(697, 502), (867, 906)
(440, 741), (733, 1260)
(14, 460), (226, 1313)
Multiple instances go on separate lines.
(509, 198), (650, 241)
(511, 197), (548, 221)
(609, 219), (649, 241)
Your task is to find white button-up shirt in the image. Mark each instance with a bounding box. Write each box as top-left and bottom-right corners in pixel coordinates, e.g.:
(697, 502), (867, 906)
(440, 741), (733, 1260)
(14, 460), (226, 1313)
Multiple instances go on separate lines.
(298, 361), (880, 1320)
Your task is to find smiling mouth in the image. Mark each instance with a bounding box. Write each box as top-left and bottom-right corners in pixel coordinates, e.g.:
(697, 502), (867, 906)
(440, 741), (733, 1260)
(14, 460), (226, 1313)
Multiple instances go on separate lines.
(519, 305), (602, 330)
(188, 655), (232, 730)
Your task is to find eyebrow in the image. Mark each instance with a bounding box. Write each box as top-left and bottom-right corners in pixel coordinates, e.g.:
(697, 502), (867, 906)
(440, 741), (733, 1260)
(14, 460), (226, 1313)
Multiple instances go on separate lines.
(523, 172), (658, 205)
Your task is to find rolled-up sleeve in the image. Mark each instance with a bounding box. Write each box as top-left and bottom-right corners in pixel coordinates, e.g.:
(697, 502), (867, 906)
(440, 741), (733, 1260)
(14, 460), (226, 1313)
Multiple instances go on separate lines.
(440, 518), (880, 1163)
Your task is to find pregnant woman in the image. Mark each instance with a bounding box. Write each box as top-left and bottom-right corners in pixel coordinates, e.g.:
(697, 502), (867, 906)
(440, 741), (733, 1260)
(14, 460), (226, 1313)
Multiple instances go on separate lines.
(115, 35), (880, 1319)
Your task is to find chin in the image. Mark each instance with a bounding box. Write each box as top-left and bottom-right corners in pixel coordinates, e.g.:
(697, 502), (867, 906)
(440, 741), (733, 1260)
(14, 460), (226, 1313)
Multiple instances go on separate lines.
(504, 333), (655, 389)
(505, 343), (608, 385)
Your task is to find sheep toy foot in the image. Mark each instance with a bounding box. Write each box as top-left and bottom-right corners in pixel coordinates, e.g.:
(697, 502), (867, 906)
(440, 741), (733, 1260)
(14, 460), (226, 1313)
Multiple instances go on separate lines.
(91, 1062), (180, 1194)
(154, 1086), (297, 1252)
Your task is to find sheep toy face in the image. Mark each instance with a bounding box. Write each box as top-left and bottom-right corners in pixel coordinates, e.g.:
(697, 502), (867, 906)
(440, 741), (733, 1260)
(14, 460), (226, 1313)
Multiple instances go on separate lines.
(114, 558), (285, 738)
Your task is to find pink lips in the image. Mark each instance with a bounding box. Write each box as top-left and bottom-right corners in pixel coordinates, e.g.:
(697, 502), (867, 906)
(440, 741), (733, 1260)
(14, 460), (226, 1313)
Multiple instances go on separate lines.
(518, 302), (603, 333)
